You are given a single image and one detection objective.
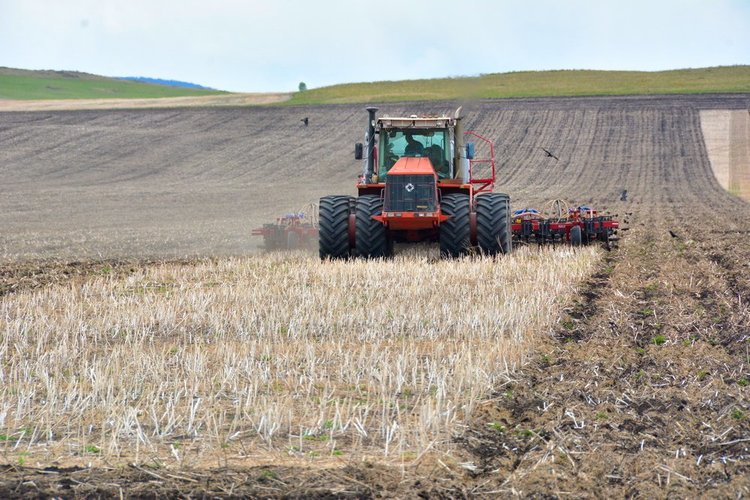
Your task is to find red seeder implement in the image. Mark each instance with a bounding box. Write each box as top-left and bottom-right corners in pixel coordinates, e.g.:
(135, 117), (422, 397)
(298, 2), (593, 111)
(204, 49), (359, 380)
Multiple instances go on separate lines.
(252, 203), (319, 250)
(511, 199), (619, 249)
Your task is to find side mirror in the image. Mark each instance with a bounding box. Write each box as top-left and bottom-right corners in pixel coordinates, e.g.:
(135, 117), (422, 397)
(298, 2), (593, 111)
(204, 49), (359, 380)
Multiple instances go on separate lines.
(355, 143), (363, 160)
(466, 142), (475, 160)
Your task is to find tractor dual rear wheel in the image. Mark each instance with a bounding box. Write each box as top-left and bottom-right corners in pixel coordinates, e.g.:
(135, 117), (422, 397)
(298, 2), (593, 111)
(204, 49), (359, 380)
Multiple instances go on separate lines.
(355, 195), (392, 258)
(475, 193), (512, 256)
(319, 195), (353, 259)
(440, 193), (471, 258)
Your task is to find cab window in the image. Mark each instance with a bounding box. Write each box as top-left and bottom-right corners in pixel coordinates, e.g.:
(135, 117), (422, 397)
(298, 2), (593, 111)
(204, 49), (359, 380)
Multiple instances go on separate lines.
(378, 129), (449, 179)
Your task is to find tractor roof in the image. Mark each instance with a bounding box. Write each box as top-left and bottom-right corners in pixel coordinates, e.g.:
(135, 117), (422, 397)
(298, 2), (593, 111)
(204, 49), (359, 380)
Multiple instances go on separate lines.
(377, 114), (456, 129)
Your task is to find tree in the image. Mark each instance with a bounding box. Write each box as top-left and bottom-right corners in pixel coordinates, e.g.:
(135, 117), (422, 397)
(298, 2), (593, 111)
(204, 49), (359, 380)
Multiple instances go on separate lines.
(298, 81), (307, 92)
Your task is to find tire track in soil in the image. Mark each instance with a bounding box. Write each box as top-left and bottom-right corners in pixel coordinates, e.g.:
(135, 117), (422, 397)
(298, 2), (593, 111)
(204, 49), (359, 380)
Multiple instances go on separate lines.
(460, 215), (750, 494)
(425, 95), (750, 496)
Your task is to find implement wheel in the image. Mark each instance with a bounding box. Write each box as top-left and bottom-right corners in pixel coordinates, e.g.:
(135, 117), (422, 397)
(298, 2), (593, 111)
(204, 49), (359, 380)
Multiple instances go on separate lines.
(440, 193), (471, 258)
(476, 193), (512, 256)
(570, 225), (583, 246)
(319, 195), (352, 259)
(355, 195), (391, 258)
(287, 231), (299, 249)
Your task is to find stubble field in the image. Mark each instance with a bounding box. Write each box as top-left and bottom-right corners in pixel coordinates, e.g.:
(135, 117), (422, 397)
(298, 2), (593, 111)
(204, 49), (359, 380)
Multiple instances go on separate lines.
(1, 94), (749, 497)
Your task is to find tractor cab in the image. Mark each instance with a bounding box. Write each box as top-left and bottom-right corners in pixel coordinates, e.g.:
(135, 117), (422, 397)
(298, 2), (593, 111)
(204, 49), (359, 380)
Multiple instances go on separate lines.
(377, 124), (452, 180)
(355, 109), (470, 186)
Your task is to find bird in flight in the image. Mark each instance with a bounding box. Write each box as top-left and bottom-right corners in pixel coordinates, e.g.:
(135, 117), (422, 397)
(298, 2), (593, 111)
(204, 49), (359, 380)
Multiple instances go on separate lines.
(301, 117), (309, 126)
(540, 147), (559, 161)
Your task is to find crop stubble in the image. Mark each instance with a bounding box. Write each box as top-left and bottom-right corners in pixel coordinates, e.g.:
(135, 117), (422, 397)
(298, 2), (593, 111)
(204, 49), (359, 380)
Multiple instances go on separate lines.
(1, 94), (749, 496)
(0, 248), (598, 470)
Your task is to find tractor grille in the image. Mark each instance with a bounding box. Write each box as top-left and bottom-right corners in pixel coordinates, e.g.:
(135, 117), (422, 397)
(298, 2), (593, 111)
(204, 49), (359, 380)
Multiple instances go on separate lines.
(384, 174), (437, 212)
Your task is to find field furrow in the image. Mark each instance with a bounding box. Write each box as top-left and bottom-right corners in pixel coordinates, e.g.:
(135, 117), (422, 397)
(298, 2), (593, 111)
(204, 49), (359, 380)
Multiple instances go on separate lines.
(1, 94), (749, 496)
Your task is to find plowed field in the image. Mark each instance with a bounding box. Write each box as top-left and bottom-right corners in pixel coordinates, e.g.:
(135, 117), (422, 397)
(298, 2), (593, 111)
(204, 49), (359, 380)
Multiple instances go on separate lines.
(1, 94), (749, 497)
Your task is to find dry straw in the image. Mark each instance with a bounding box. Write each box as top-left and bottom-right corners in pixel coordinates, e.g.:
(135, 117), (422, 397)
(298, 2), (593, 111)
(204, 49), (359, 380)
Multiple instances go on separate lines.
(0, 247), (599, 465)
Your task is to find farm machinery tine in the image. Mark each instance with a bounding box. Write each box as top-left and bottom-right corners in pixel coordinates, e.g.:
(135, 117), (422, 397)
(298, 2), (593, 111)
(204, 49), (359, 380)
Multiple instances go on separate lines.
(512, 199), (619, 248)
(252, 202), (320, 251)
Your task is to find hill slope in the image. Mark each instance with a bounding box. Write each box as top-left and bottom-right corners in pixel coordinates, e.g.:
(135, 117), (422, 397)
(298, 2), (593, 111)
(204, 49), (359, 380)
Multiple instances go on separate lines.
(1, 95), (749, 497)
(117, 76), (215, 90)
(288, 66), (750, 104)
(0, 67), (225, 100)
(0, 94), (747, 259)
(3, 66), (748, 107)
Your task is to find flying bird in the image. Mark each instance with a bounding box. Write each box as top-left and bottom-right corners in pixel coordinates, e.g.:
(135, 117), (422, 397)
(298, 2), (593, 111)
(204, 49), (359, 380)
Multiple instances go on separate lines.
(301, 117), (309, 126)
(540, 147), (559, 161)
(668, 230), (680, 239)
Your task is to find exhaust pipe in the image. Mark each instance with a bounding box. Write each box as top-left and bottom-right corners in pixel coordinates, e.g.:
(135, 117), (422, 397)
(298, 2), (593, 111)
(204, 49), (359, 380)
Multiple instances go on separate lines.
(365, 106), (378, 183)
(453, 106), (469, 182)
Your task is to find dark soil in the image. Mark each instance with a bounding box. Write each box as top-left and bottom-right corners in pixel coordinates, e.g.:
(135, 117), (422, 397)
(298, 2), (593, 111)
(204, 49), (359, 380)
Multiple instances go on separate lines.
(458, 213), (750, 497)
(0, 260), (134, 296)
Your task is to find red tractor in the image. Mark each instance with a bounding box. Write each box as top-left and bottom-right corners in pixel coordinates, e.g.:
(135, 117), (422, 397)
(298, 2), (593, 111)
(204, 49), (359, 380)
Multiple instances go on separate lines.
(319, 107), (511, 259)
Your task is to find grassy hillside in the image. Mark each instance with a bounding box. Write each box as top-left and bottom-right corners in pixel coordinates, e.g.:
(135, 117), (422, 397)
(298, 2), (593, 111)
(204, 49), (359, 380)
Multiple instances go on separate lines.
(288, 66), (750, 105)
(3, 65), (748, 105)
(0, 67), (225, 100)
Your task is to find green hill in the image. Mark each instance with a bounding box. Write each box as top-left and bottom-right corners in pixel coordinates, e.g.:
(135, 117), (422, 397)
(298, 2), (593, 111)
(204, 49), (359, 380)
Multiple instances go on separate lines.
(3, 65), (748, 104)
(0, 67), (225, 100)
(287, 66), (750, 105)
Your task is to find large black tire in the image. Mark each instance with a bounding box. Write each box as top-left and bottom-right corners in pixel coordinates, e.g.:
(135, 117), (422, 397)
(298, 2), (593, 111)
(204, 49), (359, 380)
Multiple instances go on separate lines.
(355, 196), (391, 258)
(439, 193), (471, 258)
(263, 234), (276, 250)
(570, 225), (583, 246)
(319, 195), (352, 259)
(475, 193), (512, 256)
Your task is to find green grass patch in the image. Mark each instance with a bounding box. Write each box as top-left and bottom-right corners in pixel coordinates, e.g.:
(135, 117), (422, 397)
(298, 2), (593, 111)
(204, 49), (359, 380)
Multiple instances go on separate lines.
(260, 469), (276, 480)
(0, 68), (225, 100)
(302, 434), (329, 442)
(286, 66), (750, 105)
(561, 319), (575, 331)
(487, 422), (506, 433)
(651, 335), (667, 346)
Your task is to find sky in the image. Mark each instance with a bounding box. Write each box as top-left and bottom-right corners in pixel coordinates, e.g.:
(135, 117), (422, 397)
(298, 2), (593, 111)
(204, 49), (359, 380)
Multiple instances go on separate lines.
(1, 0), (749, 93)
